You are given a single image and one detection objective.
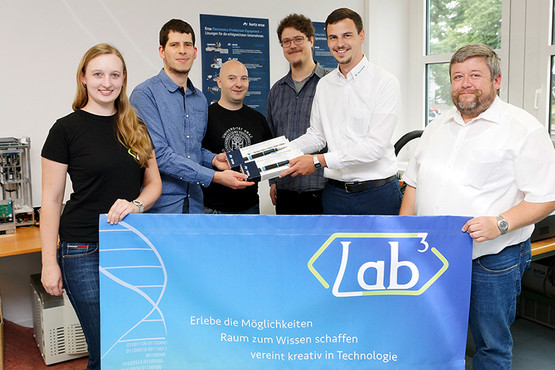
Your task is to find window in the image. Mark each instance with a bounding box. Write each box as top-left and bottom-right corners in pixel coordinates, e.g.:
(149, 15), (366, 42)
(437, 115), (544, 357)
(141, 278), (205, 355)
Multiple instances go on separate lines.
(550, 55), (555, 135)
(552, 0), (555, 46)
(427, 0), (502, 55)
(426, 63), (449, 124)
(520, 0), (555, 138)
(409, 1), (553, 138)
(425, 0), (502, 124)
(549, 1), (555, 135)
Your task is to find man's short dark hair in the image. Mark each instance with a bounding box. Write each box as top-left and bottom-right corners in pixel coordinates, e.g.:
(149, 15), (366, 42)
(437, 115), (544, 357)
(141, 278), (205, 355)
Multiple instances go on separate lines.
(325, 8), (364, 35)
(276, 14), (315, 42)
(159, 19), (196, 48)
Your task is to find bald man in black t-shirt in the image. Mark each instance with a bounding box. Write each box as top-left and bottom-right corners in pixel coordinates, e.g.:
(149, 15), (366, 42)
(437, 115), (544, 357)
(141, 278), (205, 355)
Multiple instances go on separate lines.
(202, 60), (272, 213)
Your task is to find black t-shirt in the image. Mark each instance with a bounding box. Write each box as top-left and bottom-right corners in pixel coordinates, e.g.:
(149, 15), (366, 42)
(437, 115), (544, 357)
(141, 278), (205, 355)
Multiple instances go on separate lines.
(202, 103), (272, 212)
(41, 110), (145, 242)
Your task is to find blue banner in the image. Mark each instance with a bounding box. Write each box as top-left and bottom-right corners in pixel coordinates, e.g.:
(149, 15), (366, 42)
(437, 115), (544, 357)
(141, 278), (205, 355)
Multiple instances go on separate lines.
(99, 215), (472, 369)
(200, 14), (270, 116)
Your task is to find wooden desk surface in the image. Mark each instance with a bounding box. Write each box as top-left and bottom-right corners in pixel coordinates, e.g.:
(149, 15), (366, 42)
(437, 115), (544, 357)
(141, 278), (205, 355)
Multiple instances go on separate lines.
(0, 225), (554, 259)
(0, 226), (41, 257)
(531, 237), (555, 259)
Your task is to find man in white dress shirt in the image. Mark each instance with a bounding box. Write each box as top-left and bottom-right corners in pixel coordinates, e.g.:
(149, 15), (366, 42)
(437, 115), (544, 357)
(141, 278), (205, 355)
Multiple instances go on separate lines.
(400, 44), (555, 369)
(279, 8), (402, 215)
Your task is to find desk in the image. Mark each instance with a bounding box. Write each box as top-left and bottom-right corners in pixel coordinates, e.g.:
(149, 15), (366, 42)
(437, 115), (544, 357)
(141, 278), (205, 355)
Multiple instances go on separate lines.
(531, 237), (555, 260)
(0, 226), (41, 257)
(0, 226), (42, 326)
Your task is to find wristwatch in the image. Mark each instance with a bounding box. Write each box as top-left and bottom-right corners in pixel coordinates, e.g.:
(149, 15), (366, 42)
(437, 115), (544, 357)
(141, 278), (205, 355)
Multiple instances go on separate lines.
(313, 155), (322, 170)
(496, 216), (508, 235)
(132, 199), (144, 213)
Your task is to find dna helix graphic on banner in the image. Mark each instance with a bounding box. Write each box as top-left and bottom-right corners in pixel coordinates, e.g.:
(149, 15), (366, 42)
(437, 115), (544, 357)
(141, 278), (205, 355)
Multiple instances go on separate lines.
(99, 221), (168, 359)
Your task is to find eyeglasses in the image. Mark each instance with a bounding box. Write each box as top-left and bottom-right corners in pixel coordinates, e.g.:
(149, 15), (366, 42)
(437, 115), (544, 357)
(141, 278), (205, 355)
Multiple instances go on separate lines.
(280, 35), (306, 48)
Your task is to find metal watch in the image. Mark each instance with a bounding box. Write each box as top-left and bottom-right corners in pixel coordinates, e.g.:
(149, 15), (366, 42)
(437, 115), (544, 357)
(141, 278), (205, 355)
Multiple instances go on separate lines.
(132, 199), (144, 213)
(313, 155), (322, 170)
(496, 216), (508, 235)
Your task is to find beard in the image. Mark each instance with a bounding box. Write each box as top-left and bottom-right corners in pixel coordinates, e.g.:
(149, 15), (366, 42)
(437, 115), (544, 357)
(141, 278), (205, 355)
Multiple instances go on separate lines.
(291, 59), (303, 69)
(452, 88), (496, 119)
(287, 48), (305, 69)
(333, 48), (352, 65)
(289, 57), (303, 69)
(167, 64), (191, 76)
(337, 56), (352, 65)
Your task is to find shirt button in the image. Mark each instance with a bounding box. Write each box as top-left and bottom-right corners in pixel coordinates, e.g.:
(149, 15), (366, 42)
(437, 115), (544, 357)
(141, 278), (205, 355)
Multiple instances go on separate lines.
(186, 135), (190, 139)
(187, 155), (191, 159)
(186, 114), (189, 118)
(196, 182), (200, 185)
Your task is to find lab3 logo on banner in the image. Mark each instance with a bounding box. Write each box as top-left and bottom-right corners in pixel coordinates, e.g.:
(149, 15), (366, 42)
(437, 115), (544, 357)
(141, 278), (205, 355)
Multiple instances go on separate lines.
(307, 233), (448, 297)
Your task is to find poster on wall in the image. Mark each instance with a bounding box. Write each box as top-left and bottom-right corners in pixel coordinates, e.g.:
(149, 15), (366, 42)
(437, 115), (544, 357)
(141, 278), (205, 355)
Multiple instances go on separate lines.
(312, 21), (336, 70)
(200, 14), (270, 116)
(99, 214), (472, 369)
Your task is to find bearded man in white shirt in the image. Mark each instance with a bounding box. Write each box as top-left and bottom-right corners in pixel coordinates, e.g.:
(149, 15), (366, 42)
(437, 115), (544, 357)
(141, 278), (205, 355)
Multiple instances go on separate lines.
(279, 8), (402, 215)
(400, 44), (555, 369)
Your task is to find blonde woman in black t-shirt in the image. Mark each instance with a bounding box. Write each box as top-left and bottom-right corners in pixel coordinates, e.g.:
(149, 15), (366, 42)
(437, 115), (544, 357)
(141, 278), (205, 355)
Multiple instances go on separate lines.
(40, 44), (161, 370)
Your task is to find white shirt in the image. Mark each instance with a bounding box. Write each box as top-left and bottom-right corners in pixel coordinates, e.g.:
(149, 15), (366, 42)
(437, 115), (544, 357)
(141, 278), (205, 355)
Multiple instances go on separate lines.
(404, 97), (555, 259)
(291, 56), (400, 182)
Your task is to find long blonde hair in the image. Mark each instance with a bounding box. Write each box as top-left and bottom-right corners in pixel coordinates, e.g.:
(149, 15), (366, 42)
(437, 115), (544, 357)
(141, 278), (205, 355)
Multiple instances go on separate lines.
(73, 43), (152, 167)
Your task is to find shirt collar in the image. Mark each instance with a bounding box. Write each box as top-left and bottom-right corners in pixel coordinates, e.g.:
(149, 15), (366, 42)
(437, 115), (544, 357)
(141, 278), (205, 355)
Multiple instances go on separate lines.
(451, 96), (502, 126)
(313, 62), (327, 78)
(281, 62), (326, 86)
(334, 55), (368, 80)
(158, 69), (197, 95)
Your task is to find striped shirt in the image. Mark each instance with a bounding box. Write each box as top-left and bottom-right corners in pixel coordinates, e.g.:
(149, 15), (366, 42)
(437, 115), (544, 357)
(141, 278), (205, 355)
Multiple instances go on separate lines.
(266, 63), (328, 192)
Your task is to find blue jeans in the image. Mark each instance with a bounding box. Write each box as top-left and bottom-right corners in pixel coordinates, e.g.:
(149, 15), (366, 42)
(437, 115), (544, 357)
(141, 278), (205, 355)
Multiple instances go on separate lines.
(59, 242), (100, 370)
(203, 203), (260, 214)
(322, 179), (402, 215)
(469, 239), (531, 370)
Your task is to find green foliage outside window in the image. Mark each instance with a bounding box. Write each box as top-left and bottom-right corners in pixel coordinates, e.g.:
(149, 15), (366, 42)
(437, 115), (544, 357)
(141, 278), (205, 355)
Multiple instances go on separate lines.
(427, 0), (502, 107)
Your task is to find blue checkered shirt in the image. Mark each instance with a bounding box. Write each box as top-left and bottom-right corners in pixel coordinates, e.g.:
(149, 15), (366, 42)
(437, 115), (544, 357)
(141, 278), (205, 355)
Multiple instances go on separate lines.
(267, 63), (328, 192)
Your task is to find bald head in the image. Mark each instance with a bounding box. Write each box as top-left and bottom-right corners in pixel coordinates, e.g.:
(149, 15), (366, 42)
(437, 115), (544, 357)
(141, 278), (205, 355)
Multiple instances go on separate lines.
(217, 60), (249, 110)
(220, 60), (247, 77)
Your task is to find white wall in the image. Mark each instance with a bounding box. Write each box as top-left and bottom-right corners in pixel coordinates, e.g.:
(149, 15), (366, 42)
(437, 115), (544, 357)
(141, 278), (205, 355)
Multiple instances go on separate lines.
(0, 0), (416, 212)
(0, 0), (367, 210)
(0, 0), (412, 326)
(367, 0), (410, 145)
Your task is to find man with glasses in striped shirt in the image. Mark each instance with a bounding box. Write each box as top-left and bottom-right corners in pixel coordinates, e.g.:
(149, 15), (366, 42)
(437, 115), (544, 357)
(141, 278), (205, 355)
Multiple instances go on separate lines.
(266, 13), (328, 214)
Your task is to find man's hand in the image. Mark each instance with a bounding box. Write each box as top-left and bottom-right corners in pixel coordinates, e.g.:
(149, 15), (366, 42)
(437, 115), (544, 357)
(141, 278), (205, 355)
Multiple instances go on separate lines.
(462, 217), (500, 242)
(270, 183), (277, 205)
(212, 153), (230, 171)
(213, 170), (254, 189)
(280, 155), (322, 178)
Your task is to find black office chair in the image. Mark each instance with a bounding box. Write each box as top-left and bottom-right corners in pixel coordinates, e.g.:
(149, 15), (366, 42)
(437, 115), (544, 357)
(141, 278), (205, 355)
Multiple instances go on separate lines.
(394, 130), (423, 194)
(394, 130), (423, 156)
